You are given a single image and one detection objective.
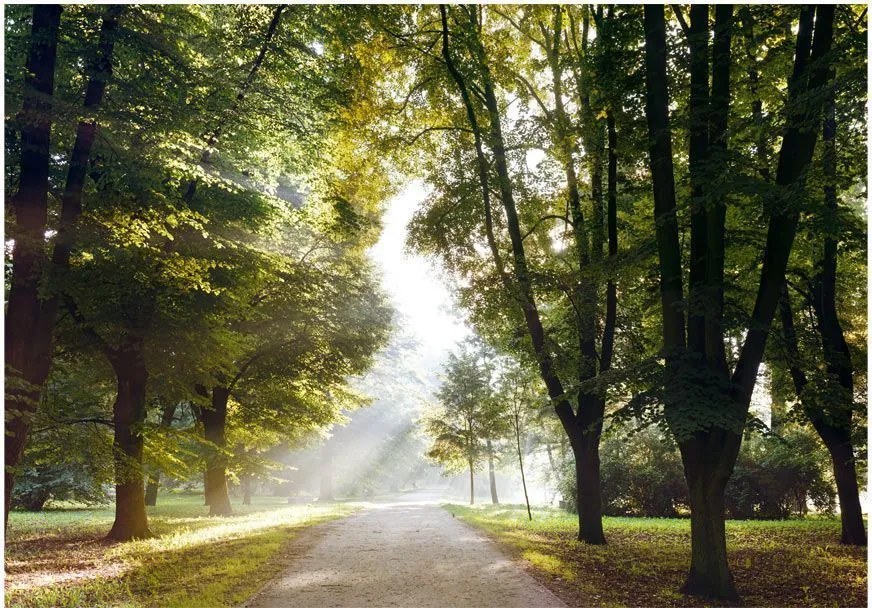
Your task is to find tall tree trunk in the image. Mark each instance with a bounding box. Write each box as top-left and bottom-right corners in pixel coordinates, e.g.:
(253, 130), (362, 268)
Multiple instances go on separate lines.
(105, 337), (152, 541)
(144, 401), (177, 507)
(319, 441), (334, 502)
(6, 6), (122, 526)
(4, 4), (62, 529)
(780, 272), (865, 544)
(809, 79), (866, 547)
(515, 414), (532, 521)
(686, 4), (710, 357)
(486, 439), (498, 505)
(202, 386), (233, 516)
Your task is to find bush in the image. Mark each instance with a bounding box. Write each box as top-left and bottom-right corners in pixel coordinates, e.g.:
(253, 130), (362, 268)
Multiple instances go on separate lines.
(725, 428), (836, 519)
(556, 425), (835, 519)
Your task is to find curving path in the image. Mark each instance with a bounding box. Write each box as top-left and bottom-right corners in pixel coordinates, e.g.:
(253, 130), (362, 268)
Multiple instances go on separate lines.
(243, 493), (567, 608)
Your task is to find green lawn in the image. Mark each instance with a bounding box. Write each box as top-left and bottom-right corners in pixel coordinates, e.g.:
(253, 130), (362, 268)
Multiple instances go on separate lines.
(5, 494), (356, 608)
(445, 504), (867, 608)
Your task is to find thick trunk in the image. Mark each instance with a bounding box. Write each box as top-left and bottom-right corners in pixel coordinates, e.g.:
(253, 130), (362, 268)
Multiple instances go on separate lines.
(4, 4), (62, 529)
(319, 442), (334, 502)
(811, 425), (864, 546)
(203, 386), (232, 516)
(486, 439), (498, 505)
(105, 337), (152, 541)
(573, 427), (606, 545)
(681, 450), (737, 601)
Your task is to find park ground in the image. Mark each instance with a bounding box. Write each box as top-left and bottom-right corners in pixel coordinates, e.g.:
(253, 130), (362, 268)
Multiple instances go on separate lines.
(4, 495), (355, 608)
(447, 504), (868, 608)
(4, 495), (867, 608)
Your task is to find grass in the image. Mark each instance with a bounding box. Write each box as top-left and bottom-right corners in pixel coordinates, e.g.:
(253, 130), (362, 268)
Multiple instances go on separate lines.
(444, 504), (867, 608)
(5, 494), (357, 608)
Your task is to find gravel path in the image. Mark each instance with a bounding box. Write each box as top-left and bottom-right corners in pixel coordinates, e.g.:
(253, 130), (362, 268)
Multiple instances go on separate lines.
(243, 500), (567, 608)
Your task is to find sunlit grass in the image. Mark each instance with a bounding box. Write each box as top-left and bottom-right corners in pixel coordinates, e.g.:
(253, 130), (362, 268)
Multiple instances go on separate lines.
(6, 494), (356, 608)
(446, 503), (867, 608)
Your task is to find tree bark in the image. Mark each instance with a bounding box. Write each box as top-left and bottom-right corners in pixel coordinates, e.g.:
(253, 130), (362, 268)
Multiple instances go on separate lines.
(682, 453), (735, 599)
(105, 337), (152, 541)
(144, 476), (159, 507)
(779, 243), (865, 545)
(202, 386), (233, 516)
(4, 4), (62, 529)
(573, 416), (605, 544)
(486, 439), (498, 505)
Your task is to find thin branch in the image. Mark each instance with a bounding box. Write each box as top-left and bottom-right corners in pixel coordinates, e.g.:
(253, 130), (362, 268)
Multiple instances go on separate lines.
(405, 125), (473, 146)
(671, 5), (691, 39)
(520, 214), (575, 242)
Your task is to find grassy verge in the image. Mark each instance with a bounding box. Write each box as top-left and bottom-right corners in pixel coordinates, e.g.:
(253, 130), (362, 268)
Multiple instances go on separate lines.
(445, 504), (867, 608)
(5, 494), (356, 608)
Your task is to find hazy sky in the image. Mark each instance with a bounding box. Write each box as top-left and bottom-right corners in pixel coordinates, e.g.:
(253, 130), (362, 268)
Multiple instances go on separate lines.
(368, 181), (470, 377)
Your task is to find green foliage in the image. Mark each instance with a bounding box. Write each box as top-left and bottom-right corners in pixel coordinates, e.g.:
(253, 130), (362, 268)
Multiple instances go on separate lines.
(423, 341), (506, 475)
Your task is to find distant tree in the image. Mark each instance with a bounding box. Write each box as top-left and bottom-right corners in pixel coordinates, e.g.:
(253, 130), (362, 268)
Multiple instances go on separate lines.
(424, 342), (502, 505)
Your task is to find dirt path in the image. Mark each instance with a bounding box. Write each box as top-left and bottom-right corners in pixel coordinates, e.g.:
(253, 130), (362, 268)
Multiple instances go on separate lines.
(243, 499), (567, 608)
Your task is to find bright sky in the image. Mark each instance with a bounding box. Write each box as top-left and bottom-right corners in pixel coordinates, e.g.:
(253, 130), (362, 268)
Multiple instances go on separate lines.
(369, 181), (470, 376)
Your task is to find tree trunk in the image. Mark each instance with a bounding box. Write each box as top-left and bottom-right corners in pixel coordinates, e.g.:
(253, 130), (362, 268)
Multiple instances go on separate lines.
(486, 439), (498, 505)
(242, 475), (252, 505)
(202, 386), (232, 516)
(319, 442), (334, 502)
(105, 337), (152, 541)
(144, 476), (159, 507)
(780, 289), (866, 545)
(468, 461), (475, 505)
(681, 453), (737, 601)
(6, 6), (122, 527)
(515, 414), (532, 521)
(4, 4), (62, 529)
(573, 428), (606, 545)
(811, 78), (866, 547)
(143, 401), (177, 507)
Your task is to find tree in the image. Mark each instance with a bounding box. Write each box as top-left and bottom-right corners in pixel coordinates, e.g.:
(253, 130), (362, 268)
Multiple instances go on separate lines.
(642, 4), (835, 599)
(496, 359), (541, 521)
(424, 342), (502, 505)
